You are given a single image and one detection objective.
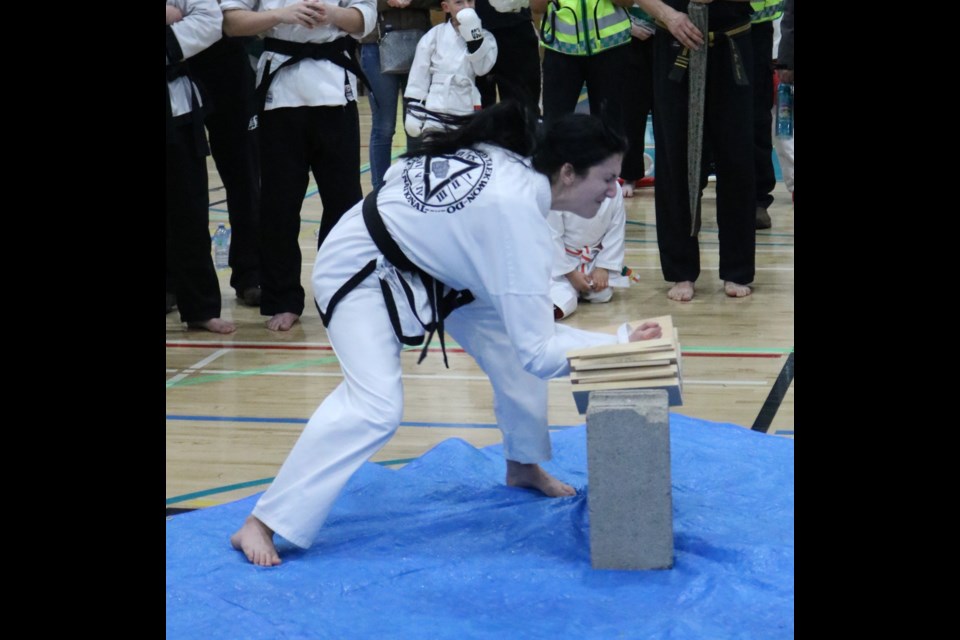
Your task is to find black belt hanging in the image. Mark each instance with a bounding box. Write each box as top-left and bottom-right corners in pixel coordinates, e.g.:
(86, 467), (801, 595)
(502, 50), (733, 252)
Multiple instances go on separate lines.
(404, 99), (472, 132)
(665, 20), (751, 86)
(166, 61), (209, 158)
(318, 186), (474, 368)
(256, 36), (372, 112)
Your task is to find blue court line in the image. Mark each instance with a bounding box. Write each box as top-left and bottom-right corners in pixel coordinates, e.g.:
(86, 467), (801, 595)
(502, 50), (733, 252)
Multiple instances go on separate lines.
(773, 430), (794, 435)
(166, 415), (583, 430)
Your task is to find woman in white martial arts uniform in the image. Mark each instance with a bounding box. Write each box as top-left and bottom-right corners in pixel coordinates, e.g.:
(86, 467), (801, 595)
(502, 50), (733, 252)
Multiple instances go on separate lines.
(231, 101), (663, 566)
(548, 182), (629, 319)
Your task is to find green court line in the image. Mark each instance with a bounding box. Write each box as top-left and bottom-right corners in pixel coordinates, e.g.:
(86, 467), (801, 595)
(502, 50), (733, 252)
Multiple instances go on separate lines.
(167, 477), (273, 505)
(166, 457), (418, 506)
(376, 457), (417, 466)
(625, 220), (794, 240)
(167, 343), (792, 389)
(166, 355), (342, 389)
(166, 342), (462, 389)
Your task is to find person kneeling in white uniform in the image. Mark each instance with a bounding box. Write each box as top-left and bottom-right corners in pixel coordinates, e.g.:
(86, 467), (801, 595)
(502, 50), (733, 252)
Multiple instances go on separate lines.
(548, 182), (629, 319)
(230, 101), (662, 567)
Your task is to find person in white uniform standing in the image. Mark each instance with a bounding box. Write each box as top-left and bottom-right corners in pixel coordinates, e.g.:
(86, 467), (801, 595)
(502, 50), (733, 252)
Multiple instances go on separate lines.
(219, 0), (377, 331)
(231, 101), (663, 567)
(548, 182), (629, 319)
(403, 0), (498, 137)
(166, 0), (236, 334)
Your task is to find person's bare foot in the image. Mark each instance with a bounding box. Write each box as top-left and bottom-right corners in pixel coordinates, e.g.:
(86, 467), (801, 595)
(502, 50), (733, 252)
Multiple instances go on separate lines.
(187, 318), (236, 334)
(724, 281), (752, 298)
(506, 460), (576, 497)
(667, 281), (695, 302)
(230, 515), (281, 567)
(621, 181), (635, 198)
(266, 312), (300, 331)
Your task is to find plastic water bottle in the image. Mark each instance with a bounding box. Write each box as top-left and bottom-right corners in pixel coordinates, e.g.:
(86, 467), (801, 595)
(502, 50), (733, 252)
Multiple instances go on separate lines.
(213, 224), (231, 269)
(776, 82), (793, 139)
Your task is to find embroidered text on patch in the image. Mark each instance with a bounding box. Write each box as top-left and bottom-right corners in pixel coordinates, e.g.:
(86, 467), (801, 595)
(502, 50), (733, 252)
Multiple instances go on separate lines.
(401, 148), (492, 214)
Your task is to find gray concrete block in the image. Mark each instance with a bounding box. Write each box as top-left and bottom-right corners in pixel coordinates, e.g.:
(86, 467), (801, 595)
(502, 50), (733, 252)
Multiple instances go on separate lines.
(586, 389), (673, 570)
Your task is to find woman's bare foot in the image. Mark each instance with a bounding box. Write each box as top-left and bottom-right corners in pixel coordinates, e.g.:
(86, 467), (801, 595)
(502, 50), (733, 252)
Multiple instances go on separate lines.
(230, 515), (281, 567)
(266, 312), (300, 331)
(667, 281), (695, 302)
(724, 281), (752, 298)
(506, 461), (575, 497)
(621, 181), (635, 198)
(187, 318), (236, 334)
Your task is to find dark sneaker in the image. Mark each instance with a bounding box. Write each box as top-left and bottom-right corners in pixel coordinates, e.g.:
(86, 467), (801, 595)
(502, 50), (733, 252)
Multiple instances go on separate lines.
(238, 286), (262, 307)
(755, 206), (772, 230)
(166, 292), (177, 314)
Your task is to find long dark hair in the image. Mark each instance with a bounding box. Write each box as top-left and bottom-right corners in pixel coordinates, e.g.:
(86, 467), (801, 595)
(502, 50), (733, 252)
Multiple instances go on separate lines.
(402, 101), (628, 182)
(531, 112), (628, 179)
(401, 100), (538, 160)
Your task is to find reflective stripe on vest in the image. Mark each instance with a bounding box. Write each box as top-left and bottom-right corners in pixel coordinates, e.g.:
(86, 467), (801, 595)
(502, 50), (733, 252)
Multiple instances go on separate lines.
(541, 0), (630, 56)
(750, 0), (784, 23)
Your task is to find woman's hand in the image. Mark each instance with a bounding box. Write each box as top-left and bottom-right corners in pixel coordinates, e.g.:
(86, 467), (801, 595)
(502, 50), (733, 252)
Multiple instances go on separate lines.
(628, 321), (662, 341)
(166, 5), (183, 25)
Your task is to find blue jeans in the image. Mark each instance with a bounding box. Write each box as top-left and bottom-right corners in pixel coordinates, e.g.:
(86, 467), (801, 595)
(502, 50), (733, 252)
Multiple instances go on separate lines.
(360, 43), (407, 190)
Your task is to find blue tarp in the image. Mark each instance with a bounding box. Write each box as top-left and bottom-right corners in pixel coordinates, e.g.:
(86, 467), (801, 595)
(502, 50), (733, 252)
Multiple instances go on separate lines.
(167, 415), (794, 639)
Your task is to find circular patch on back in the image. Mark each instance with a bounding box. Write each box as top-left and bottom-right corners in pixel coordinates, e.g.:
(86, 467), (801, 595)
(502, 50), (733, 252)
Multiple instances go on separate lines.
(401, 148), (493, 214)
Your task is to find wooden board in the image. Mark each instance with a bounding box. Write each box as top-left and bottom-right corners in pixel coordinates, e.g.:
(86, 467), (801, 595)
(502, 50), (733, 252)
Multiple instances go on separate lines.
(571, 364), (679, 384)
(567, 315), (683, 413)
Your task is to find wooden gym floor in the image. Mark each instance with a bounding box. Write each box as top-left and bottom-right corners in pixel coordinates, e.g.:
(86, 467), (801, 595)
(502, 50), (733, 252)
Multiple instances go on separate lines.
(166, 100), (794, 513)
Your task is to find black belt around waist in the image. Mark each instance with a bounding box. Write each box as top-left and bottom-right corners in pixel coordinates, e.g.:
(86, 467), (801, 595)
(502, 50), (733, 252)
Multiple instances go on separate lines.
(256, 36), (372, 111)
(317, 186), (474, 368)
(658, 19), (751, 86)
(165, 61), (209, 158)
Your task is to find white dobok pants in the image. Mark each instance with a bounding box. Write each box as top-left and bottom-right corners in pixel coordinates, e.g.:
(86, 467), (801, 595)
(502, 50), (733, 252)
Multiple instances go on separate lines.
(252, 275), (552, 548)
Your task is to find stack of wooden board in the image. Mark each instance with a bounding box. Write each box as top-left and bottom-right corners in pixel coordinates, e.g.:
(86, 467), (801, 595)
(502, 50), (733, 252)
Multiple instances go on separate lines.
(566, 315), (682, 414)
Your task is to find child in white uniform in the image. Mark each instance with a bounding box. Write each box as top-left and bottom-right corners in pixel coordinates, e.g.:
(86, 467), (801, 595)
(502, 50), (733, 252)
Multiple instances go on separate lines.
(548, 182), (629, 319)
(403, 0), (498, 136)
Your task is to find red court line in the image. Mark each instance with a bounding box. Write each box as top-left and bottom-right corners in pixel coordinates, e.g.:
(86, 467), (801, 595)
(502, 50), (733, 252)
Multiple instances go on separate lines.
(165, 342), (468, 354)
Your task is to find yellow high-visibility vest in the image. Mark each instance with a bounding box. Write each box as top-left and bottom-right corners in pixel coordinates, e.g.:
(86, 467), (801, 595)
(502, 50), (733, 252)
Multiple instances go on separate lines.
(750, 0), (785, 23)
(540, 0), (631, 56)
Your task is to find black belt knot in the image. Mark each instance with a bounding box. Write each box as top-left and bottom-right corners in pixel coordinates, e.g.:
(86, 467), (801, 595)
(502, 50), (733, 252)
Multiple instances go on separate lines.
(256, 36), (372, 111)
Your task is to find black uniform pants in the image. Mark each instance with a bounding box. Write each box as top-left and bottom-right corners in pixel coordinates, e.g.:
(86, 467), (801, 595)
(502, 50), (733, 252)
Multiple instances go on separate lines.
(166, 122), (222, 323)
(476, 21), (542, 116)
(621, 36), (655, 182)
(190, 36), (263, 294)
(751, 21), (775, 210)
(652, 27), (755, 285)
(541, 45), (628, 129)
(259, 102), (363, 317)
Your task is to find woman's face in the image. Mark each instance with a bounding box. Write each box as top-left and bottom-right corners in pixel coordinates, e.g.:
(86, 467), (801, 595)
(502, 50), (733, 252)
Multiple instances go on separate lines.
(552, 154), (623, 219)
